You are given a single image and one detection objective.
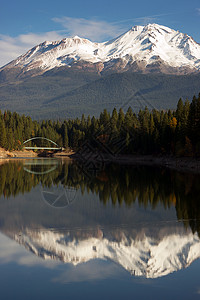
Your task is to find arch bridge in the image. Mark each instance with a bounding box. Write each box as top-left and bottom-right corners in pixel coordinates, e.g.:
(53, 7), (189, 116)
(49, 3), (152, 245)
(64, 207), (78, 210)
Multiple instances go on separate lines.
(23, 137), (62, 151)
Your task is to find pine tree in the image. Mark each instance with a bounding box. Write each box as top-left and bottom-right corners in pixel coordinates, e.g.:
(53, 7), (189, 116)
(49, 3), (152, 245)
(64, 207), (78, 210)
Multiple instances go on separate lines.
(187, 95), (200, 147)
(117, 108), (125, 130)
(81, 114), (86, 129)
(0, 119), (6, 148)
(7, 128), (14, 151)
(87, 115), (91, 128)
(100, 109), (110, 127)
(176, 98), (184, 123)
(124, 107), (134, 130)
(110, 107), (118, 133)
(63, 124), (69, 149)
(149, 113), (155, 135)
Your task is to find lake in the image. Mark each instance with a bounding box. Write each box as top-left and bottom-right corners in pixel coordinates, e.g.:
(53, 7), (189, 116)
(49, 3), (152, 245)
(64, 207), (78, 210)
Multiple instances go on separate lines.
(0, 158), (200, 300)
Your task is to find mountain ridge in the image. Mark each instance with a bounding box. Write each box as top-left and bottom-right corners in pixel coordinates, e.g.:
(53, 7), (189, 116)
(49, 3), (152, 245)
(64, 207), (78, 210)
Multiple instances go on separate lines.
(1, 23), (200, 119)
(1, 23), (200, 79)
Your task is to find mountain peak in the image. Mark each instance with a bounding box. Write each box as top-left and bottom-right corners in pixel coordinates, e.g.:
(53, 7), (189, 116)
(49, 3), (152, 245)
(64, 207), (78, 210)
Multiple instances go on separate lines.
(1, 23), (200, 75)
(73, 35), (82, 39)
(131, 25), (143, 31)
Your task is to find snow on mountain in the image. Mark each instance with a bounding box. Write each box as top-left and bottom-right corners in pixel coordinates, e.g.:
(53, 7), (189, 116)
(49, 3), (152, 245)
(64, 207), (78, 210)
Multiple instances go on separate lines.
(13, 36), (101, 71)
(13, 228), (200, 278)
(103, 24), (200, 70)
(2, 24), (200, 75)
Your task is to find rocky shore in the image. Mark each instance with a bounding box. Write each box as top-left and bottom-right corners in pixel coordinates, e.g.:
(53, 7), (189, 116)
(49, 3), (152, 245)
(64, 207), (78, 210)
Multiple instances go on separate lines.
(115, 154), (200, 174)
(0, 146), (200, 174)
(0, 147), (75, 159)
(0, 147), (37, 158)
(71, 153), (200, 174)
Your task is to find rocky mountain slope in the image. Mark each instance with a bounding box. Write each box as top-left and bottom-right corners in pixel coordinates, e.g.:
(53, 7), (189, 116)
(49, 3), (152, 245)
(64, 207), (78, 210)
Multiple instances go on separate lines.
(1, 23), (200, 79)
(1, 23), (200, 119)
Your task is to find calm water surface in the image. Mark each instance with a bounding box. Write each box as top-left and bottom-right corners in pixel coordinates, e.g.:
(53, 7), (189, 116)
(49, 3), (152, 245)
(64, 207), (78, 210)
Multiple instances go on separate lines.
(0, 158), (200, 300)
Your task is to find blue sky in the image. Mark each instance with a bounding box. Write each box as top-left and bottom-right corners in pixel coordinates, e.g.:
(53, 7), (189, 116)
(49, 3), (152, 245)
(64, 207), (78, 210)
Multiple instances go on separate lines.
(0, 0), (200, 67)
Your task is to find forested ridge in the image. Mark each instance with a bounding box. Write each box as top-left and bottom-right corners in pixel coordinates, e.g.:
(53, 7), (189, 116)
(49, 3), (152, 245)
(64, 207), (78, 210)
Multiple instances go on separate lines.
(1, 69), (200, 120)
(0, 93), (200, 156)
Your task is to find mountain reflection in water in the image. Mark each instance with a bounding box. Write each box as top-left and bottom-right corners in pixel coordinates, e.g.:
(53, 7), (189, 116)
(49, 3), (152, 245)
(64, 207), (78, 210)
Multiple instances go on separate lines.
(0, 158), (200, 279)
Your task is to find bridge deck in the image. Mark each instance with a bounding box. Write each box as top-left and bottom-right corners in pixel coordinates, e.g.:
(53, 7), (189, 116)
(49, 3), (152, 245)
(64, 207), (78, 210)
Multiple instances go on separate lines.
(24, 147), (62, 150)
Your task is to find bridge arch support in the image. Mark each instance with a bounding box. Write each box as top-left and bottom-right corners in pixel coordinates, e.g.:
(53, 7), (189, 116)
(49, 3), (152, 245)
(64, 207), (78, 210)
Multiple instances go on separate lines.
(23, 137), (62, 150)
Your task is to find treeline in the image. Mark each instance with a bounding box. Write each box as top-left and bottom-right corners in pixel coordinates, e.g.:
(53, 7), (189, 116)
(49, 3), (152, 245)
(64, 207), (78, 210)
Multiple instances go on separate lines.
(0, 112), (63, 150)
(0, 93), (200, 156)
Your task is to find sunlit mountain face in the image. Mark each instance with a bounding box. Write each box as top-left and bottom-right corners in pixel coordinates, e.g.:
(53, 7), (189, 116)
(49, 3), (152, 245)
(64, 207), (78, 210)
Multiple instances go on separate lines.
(2, 24), (200, 76)
(0, 159), (200, 279)
(1, 23), (200, 120)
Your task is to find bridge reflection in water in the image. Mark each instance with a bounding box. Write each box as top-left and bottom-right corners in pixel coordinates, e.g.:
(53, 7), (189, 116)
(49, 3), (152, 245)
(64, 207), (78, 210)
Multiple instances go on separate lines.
(23, 159), (78, 208)
(23, 159), (59, 175)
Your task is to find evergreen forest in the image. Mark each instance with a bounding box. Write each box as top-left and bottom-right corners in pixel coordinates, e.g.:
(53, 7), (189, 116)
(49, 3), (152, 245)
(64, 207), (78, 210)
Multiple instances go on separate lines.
(0, 93), (200, 156)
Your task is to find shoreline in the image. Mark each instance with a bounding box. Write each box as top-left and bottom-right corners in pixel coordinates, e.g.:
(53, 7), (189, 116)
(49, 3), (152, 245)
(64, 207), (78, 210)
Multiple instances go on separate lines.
(71, 153), (200, 174)
(0, 147), (200, 174)
(117, 155), (200, 174)
(0, 148), (38, 158)
(0, 148), (74, 159)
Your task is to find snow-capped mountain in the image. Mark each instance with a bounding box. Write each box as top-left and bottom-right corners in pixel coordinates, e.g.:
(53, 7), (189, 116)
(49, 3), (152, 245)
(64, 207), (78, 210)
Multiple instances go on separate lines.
(1, 23), (200, 76)
(12, 228), (200, 278)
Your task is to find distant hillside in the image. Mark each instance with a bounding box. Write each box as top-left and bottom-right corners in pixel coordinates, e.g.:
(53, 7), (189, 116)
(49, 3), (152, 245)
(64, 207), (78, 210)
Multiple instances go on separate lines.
(0, 69), (200, 119)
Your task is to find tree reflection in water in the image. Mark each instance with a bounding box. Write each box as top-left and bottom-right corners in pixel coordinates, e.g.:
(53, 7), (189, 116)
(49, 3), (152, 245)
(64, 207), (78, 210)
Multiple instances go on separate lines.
(0, 159), (200, 236)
